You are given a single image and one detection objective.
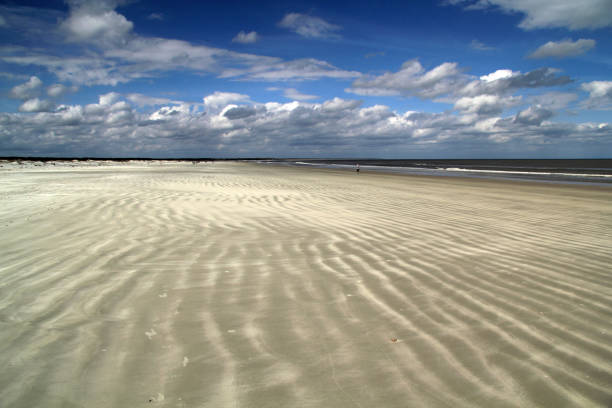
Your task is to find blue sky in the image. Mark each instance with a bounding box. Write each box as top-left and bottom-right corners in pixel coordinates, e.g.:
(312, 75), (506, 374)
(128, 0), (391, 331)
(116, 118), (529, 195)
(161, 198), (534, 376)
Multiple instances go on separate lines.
(1, 0), (611, 158)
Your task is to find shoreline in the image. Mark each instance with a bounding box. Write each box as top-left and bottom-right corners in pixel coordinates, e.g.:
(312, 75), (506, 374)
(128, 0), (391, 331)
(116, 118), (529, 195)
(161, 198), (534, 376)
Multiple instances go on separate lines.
(3, 158), (612, 189)
(258, 160), (612, 187)
(250, 161), (612, 193)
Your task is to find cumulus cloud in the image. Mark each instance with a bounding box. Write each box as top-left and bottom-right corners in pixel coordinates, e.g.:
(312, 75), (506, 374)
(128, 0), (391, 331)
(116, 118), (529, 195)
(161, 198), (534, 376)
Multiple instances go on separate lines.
(47, 83), (78, 98)
(504, 68), (571, 89)
(61, 0), (133, 47)
(223, 106), (257, 120)
(479, 69), (515, 82)
(232, 31), (258, 44)
(203, 91), (250, 109)
(448, 0), (612, 30)
(19, 97), (54, 112)
(10, 76), (43, 99)
(528, 92), (578, 110)
(126, 93), (175, 107)
(149, 103), (193, 121)
(47, 84), (68, 98)
(581, 81), (612, 109)
(513, 105), (554, 125)
(348, 59), (466, 99)
(454, 94), (521, 115)
(278, 13), (341, 38)
(99, 91), (120, 105)
(529, 39), (596, 59)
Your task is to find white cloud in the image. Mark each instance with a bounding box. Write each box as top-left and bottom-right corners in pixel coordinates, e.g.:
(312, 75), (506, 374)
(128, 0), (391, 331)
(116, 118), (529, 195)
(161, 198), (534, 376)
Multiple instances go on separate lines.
(99, 92), (120, 105)
(474, 117), (502, 133)
(582, 81), (612, 98)
(126, 93), (175, 107)
(3, 54), (141, 86)
(480, 70), (515, 82)
(278, 13), (341, 38)
(232, 31), (259, 44)
(5, 44), (357, 86)
(220, 58), (360, 81)
(203, 91), (250, 109)
(529, 39), (595, 59)
(449, 0), (612, 30)
(47, 84), (67, 98)
(47, 83), (78, 98)
(581, 81), (612, 110)
(283, 88), (318, 101)
(10, 76), (43, 99)
(458, 68), (571, 99)
(19, 97), (54, 112)
(348, 62), (570, 101)
(513, 105), (554, 125)
(348, 59), (466, 99)
(528, 92), (578, 110)
(61, 0), (133, 47)
(0, 15), (7, 27)
(149, 103), (192, 121)
(322, 97), (362, 111)
(454, 94), (521, 115)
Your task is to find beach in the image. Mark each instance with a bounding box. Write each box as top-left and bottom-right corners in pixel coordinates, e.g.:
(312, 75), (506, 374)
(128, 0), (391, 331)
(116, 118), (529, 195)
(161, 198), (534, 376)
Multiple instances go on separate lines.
(1, 160), (611, 407)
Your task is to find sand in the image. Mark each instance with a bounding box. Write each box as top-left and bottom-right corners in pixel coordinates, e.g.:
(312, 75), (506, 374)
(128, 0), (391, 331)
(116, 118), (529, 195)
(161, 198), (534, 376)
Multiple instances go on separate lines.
(0, 161), (611, 407)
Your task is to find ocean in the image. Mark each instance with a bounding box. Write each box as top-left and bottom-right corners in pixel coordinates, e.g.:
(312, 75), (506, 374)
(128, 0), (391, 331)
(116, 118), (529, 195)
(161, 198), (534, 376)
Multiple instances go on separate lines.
(261, 159), (612, 185)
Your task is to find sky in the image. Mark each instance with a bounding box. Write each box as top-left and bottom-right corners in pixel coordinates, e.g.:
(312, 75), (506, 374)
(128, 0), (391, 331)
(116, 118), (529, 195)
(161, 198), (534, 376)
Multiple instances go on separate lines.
(0, 0), (611, 158)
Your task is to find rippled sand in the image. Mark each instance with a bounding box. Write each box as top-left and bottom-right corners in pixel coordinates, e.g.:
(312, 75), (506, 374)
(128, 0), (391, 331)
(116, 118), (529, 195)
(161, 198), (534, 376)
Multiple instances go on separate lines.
(1, 161), (611, 407)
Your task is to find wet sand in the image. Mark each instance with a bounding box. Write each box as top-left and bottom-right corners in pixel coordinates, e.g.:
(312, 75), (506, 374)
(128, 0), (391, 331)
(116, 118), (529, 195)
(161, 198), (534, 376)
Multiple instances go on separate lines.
(1, 161), (611, 407)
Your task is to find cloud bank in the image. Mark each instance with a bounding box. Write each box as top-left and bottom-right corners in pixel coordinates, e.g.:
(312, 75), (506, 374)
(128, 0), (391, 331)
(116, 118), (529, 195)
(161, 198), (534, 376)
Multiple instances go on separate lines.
(1, 91), (609, 157)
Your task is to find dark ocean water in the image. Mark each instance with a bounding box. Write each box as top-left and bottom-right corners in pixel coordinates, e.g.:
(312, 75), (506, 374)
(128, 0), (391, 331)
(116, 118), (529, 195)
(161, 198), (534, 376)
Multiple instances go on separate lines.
(261, 159), (612, 185)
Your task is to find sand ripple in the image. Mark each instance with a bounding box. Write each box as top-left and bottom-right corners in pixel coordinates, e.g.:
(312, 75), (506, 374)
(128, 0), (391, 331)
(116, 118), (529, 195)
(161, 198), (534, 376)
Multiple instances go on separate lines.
(1, 162), (611, 407)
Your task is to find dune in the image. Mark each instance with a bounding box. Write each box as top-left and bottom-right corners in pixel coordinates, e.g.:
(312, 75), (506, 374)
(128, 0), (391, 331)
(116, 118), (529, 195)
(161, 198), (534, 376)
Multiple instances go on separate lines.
(0, 161), (611, 407)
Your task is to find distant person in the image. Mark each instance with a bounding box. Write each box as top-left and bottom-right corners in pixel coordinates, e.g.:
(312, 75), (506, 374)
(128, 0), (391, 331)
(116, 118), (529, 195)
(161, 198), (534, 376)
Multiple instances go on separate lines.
(356, 163), (360, 173)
